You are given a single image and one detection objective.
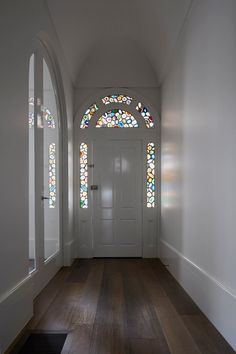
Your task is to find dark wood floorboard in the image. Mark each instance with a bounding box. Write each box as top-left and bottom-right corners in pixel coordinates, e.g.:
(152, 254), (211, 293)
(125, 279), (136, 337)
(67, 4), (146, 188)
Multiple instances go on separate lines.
(19, 259), (235, 354)
(89, 260), (127, 354)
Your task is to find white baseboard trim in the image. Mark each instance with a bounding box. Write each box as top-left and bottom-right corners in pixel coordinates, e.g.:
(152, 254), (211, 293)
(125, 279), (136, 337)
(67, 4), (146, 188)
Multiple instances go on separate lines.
(159, 239), (236, 351)
(0, 276), (33, 353)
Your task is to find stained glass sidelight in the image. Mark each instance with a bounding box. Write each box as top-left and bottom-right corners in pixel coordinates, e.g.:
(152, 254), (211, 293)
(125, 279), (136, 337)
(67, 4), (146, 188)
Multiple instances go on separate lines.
(80, 103), (99, 128)
(80, 143), (88, 208)
(147, 143), (155, 208)
(136, 102), (154, 128)
(49, 143), (56, 208)
(102, 94), (133, 105)
(96, 109), (139, 128)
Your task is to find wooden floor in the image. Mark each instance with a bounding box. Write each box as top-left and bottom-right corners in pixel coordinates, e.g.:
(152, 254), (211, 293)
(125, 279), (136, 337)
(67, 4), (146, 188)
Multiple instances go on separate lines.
(25, 259), (234, 354)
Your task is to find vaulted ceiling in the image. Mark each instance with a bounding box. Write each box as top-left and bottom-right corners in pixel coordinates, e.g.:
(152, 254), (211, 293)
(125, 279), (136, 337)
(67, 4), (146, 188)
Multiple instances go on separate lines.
(46, 0), (192, 88)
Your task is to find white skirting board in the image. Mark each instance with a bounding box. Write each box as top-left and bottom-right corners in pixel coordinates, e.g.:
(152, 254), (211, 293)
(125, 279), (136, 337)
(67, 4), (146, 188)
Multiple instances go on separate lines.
(159, 239), (236, 351)
(0, 276), (33, 354)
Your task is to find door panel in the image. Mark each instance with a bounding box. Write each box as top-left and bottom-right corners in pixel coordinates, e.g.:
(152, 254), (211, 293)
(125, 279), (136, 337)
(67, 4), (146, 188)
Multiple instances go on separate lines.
(119, 220), (138, 244)
(43, 59), (60, 261)
(93, 140), (142, 257)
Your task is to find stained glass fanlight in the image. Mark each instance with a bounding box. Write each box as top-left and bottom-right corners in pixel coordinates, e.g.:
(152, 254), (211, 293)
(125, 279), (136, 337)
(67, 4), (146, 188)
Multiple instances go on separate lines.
(147, 143), (155, 208)
(49, 143), (56, 208)
(80, 143), (88, 208)
(102, 94), (133, 105)
(96, 109), (139, 128)
(136, 102), (154, 128)
(80, 103), (99, 128)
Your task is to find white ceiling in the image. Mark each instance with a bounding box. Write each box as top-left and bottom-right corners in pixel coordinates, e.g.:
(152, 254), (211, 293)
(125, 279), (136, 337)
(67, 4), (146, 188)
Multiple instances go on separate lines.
(46, 0), (192, 88)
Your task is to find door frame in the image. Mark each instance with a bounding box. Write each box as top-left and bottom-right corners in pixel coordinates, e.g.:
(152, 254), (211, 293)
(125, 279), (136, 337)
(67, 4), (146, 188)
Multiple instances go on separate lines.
(74, 88), (161, 258)
(29, 36), (66, 296)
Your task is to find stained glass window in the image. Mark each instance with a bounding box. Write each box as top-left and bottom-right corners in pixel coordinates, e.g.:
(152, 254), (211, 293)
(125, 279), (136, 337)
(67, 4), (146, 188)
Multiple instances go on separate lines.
(80, 143), (88, 208)
(28, 97), (55, 129)
(136, 102), (154, 128)
(80, 103), (99, 128)
(96, 109), (139, 128)
(43, 107), (56, 129)
(49, 143), (56, 208)
(147, 143), (155, 208)
(102, 94), (132, 105)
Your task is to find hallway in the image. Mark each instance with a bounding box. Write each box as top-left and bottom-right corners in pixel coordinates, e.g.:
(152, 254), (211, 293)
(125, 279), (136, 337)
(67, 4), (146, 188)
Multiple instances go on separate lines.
(1, 0), (236, 352)
(15, 259), (234, 354)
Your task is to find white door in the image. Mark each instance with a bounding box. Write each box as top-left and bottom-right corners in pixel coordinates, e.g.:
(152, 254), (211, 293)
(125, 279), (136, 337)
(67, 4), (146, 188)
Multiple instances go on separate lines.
(93, 140), (142, 257)
(28, 49), (61, 295)
(43, 59), (60, 261)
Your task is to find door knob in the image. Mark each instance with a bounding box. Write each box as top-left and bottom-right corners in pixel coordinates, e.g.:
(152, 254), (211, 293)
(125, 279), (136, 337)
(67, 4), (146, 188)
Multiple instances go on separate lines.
(41, 196), (50, 200)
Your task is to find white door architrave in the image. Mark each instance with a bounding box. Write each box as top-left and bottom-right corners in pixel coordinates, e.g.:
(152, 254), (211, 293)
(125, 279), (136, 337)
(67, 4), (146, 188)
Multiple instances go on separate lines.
(75, 89), (160, 258)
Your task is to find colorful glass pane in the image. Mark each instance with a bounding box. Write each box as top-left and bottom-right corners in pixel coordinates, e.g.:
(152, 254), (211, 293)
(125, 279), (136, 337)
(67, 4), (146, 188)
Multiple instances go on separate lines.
(43, 107), (56, 129)
(80, 103), (99, 128)
(102, 94), (133, 105)
(49, 143), (56, 208)
(96, 109), (139, 128)
(136, 102), (154, 128)
(147, 143), (155, 208)
(80, 143), (88, 208)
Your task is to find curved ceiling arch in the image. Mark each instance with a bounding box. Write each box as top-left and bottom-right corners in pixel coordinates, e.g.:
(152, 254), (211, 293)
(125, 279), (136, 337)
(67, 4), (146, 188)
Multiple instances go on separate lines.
(46, 0), (192, 87)
(75, 38), (158, 88)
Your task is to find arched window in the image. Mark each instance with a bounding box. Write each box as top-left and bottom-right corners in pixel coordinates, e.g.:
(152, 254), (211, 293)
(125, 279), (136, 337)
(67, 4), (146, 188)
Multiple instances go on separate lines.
(28, 48), (61, 273)
(79, 94), (154, 129)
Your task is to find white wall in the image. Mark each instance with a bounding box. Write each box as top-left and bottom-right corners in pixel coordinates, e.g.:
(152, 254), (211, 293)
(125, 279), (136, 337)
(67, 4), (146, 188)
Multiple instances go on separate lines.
(161, 0), (236, 349)
(0, 1), (74, 352)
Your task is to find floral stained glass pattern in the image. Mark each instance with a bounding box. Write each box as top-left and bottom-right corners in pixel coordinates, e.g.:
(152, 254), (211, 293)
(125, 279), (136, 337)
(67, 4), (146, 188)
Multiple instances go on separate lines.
(49, 143), (56, 208)
(80, 143), (88, 208)
(80, 103), (99, 129)
(147, 143), (155, 208)
(96, 109), (139, 128)
(136, 102), (154, 128)
(29, 97), (34, 128)
(102, 94), (132, 105)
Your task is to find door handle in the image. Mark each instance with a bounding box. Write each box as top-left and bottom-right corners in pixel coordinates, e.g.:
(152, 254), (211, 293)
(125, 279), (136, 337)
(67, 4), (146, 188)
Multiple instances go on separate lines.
(91, 185), (98, 190)
(41, 196), (50, 200)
